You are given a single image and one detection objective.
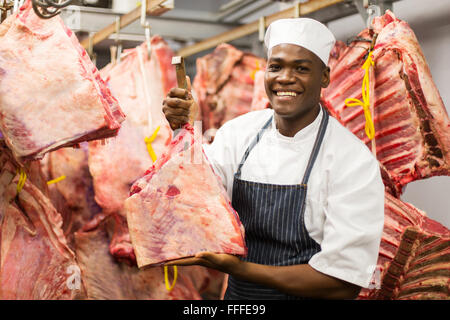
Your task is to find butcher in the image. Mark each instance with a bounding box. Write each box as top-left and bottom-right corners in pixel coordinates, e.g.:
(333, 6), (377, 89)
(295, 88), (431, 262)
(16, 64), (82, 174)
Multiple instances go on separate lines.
(162, 18), (385, 299)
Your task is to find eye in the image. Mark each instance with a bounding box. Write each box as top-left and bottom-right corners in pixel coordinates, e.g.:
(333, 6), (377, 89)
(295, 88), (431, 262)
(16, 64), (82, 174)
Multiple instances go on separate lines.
(268, 64), (280, 71)
(296, 65), (310, 72)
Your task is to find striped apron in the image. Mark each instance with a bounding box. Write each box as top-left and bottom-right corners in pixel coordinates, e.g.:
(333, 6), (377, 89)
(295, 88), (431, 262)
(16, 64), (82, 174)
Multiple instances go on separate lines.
(224, 108), (329, 300)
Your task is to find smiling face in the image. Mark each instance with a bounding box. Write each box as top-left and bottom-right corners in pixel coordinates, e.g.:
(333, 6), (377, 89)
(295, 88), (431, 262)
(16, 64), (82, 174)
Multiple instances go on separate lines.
(264, 44), (330, 122)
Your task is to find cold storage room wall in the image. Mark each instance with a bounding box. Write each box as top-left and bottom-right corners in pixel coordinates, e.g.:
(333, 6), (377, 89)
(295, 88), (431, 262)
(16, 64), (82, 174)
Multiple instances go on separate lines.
(327, 0), (450, 227)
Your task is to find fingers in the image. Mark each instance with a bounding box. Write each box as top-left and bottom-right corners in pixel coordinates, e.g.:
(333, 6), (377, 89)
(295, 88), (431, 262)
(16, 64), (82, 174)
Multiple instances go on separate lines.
(163, 95), (192, 130)
(163, 107), (189, 131)
(165, 257), (204, 266)
(163, 97), (192, 111)
(193, 252), (224, 269)
(195, 251), (215, 260)
(164, 253), (242, 276)
(168, 87), (190, 99)
(163, 80), (196, 129)
(164, 253), (216, 267)
(195, 252), (242, 273)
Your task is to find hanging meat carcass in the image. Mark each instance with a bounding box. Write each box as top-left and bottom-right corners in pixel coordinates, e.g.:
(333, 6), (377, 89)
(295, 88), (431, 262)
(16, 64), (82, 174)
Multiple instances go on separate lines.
(0, 143), (85, 299)
(358, 192), (450, 299)
(88, 38), (176, 263)
(321, 11), (450, 196)
(0, 143), (16, 222)
(250, 70), (270, 111)
(193, 43), (266, 138)
(74, 214), (202, 300)
(84, 38), (226, 297)
(374, 225), (449, 300)
(124, 123), (247, 268)
(42, 143), (102, 248)
(318, 11), (450, 300)
(0, 0), (125, 163)
(89, 38), (174, 217)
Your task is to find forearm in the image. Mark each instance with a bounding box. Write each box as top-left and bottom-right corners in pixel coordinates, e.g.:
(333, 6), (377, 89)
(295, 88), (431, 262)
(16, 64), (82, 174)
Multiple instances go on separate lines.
(232, 261), (361, 299)
(166, 252), (361, 299)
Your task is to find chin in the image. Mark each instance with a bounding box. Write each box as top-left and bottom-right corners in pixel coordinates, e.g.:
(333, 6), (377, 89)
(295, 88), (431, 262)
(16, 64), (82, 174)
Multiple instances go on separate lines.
(271, 104), (298, 118)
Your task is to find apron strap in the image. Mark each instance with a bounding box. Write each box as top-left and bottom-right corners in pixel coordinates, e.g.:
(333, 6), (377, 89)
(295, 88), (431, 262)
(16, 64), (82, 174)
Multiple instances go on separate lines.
(301, 107), (329, 185)
(235, 106), (329, 182)
(235, 115), (273, 179)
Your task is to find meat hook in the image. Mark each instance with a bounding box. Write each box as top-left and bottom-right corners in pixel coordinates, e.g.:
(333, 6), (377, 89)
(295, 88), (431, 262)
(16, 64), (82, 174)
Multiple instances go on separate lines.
(114, 16), (122, 64)
(31, 0), (73, 19)
(0, 0), (13, 22)
(366, 4), (381, 29)
(141, 0), (152, 60)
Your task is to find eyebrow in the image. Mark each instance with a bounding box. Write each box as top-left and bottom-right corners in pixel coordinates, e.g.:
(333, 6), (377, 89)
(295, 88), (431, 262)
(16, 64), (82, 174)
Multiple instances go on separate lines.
(268, 57), (313, 64)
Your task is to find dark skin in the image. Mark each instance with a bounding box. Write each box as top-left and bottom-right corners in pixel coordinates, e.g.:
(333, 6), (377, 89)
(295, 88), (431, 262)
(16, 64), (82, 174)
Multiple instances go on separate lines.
(162, 44), (361, 299)
(265, 44), (329, 137)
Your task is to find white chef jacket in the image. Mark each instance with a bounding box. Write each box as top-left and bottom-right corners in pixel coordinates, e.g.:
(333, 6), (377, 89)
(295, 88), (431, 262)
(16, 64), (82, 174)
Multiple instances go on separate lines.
(203, 107), (385, 288)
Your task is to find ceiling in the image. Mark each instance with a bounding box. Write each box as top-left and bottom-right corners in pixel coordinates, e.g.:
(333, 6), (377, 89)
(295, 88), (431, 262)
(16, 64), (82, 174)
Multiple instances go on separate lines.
(58, 0), (396, 70)
(66, 0), (398, 47)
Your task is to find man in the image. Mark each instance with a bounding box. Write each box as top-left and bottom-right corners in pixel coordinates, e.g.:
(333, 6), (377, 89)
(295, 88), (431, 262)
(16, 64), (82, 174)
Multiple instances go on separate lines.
(163, 18), (384, 300)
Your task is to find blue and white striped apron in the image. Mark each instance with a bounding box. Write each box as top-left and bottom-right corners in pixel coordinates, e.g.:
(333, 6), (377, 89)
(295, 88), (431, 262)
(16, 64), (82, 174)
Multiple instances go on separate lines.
(224, 108), (329, 300)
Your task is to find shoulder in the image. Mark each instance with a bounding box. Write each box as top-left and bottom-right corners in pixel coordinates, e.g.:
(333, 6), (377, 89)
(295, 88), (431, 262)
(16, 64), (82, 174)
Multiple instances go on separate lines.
(320, 115), (382, 183)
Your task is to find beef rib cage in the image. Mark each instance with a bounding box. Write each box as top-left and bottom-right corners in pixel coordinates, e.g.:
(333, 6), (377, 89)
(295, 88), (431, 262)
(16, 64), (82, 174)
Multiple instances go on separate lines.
(375, 226), (449, 300)
(358, 192), (450, 299)
(321, 11), (450, 196)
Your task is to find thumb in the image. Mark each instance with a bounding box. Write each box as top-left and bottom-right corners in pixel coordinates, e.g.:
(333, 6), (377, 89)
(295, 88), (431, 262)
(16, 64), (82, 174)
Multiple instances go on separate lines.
(186, 75), (192, 92)
(195, 251), (210, 259)
(195, 251), (217, 263)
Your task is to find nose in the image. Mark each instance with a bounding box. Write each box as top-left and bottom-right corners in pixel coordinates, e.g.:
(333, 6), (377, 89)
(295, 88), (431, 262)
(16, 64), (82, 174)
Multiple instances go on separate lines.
(277, 68), (295, 83)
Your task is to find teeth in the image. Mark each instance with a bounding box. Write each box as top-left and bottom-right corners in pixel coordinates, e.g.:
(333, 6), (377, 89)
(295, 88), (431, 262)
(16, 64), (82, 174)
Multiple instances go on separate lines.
(276, 91), (297, 96)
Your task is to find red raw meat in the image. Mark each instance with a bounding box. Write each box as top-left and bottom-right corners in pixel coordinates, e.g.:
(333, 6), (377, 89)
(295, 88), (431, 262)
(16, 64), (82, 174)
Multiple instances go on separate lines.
(379, 193), (427, 272)
(88, 39), (176, 264)
(44, 143), (102, 247)
(89, 39), (174, 216)
(107, 212), (136, 264)
(250, 70), (270, 111)
(193, 43), (266, 135)
(0, 142), (17, 222)
(0, 0), (125, 162)
(374, 226), (449, 300)
(180, 266), (226, 299)
(321, 11), (450, 196)
(124, 124), (247, 268)
(74, 215), (202, 300)
(328, 40), (347, 72)
(358, 192), (449, 299)
(0, 146), (85, 299)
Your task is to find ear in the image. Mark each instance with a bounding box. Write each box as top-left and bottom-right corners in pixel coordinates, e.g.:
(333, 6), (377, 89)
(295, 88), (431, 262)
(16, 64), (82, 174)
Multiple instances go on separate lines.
(321, 66), (330, 88)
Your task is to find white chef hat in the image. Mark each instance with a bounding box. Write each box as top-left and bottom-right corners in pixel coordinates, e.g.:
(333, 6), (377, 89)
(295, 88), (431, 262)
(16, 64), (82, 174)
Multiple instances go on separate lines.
(264, 18), (336, 65)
